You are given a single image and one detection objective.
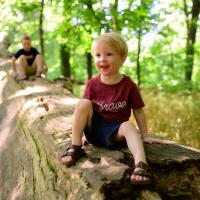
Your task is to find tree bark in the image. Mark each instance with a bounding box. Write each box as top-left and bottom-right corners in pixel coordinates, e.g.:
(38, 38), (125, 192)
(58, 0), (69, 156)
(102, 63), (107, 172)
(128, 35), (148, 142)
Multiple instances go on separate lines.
(39, 0), (45, 56)
(86, 52), (92, 80)
(136, 28), (142, 87)
(110, 0), (121, 32)
(60, 44), (71, 78)
(1, 60), (200, 200)
(183, 0), (200, 82)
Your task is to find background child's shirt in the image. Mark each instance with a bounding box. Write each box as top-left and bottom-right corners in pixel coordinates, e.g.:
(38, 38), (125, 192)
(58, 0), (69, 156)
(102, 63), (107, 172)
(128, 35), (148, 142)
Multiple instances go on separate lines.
(14, 47), (39, 66)
(83, 75), (145, 122)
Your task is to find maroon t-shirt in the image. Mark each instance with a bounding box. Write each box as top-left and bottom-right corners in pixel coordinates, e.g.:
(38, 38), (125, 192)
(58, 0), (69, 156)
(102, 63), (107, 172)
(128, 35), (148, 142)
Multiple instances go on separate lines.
(83, 75), (145, 122)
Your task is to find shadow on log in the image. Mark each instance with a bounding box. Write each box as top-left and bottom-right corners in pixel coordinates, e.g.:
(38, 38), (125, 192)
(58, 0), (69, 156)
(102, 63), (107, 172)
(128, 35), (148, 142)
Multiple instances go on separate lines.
(0, 59), (200, 200)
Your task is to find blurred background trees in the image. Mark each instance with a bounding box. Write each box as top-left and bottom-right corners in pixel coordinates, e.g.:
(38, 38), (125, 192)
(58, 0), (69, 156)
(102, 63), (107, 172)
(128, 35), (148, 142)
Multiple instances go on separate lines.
(0, 0), (199, 89)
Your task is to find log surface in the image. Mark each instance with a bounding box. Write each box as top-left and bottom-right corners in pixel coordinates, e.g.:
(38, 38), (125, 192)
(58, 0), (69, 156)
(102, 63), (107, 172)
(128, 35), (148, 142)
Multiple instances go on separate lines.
(0, 59), (200, 200)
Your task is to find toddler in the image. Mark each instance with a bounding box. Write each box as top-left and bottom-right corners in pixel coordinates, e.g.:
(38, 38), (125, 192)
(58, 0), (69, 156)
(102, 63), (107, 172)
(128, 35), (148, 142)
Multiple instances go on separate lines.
(61, 32), (161, 185)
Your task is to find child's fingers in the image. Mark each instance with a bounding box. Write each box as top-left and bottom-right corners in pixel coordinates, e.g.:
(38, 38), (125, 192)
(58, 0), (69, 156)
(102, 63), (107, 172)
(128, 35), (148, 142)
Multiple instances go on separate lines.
(143, 137), (167, 144)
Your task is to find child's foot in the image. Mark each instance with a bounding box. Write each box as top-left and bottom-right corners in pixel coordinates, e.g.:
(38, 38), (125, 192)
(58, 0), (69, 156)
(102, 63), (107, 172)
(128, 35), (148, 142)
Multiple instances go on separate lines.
(11, 71), (17, 78)
(17, 74), (28, 80)
(130, 161), (151, 185)
(60, 144), (84, 166)
(36, 71), (42, 78)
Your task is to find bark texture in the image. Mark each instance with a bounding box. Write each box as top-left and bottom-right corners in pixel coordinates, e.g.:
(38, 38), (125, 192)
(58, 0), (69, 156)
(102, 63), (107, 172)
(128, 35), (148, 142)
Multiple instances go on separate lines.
(0, 59), (200, 200)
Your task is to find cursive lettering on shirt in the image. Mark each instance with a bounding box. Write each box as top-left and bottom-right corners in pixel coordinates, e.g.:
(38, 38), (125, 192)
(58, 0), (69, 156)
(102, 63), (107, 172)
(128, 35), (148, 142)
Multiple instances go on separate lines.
(97, 101), (126, 112)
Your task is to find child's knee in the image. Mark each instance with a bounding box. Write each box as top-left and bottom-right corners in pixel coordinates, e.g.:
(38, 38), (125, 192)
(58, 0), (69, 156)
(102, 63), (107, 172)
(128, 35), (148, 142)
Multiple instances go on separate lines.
(18, 55), (26, 61)
(75, 99), (92, 111)
(120, 121), (136, 132)
(35, 54), (43, 61)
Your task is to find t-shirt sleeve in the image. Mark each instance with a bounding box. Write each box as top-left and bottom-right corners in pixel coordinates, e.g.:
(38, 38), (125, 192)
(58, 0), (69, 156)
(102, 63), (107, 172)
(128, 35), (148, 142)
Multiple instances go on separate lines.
(129, 82), (145, 109)
(83, 80), (91, 99)
(33, 48), (39, 54)
(14, 49), (22, 59)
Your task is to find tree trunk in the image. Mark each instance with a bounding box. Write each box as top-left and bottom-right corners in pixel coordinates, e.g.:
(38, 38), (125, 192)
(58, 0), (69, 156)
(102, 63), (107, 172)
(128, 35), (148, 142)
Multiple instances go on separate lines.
(39, 0), (45, 56)
(110, 0), (121, 32)
(1, 60), (200, 200)
(86, 52), (92, 80)
(0, 35), (11, 58)
(136, 29), (142, 87)
(184, 0), (200, 82)
(60, 44), (71, 78)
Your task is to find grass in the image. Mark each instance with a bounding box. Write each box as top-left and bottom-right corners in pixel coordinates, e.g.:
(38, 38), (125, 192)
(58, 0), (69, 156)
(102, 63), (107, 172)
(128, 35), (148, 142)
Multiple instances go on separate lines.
(141, 89), (200, 149)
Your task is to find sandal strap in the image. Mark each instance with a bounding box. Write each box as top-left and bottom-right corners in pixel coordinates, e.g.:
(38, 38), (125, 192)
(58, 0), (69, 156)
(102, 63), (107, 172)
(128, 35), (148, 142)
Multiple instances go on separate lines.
(135, 161), (148, 170)
(66, 144), (82, 151)
(133, 161), (150, 178)
(62, 144), (82, 157)
(132, 169), (150, 178)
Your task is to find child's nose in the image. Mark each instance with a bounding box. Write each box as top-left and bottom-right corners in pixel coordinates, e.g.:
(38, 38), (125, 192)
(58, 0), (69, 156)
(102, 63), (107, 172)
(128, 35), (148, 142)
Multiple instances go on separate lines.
(99, 55), (106, 61)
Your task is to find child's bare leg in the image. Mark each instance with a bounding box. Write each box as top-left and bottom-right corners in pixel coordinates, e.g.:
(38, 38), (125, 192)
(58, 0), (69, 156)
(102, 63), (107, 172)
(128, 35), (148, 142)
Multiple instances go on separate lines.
(18, 55), (28, 78)
(34, 54), (44, 76)
(113, 121), (149, 182)
(61, 99), (93, 164)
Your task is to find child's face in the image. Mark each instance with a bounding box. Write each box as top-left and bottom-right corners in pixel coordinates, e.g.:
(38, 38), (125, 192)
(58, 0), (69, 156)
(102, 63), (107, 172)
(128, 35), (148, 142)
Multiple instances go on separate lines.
(93, 41), (125, 77)
(22, 39), (32, 51)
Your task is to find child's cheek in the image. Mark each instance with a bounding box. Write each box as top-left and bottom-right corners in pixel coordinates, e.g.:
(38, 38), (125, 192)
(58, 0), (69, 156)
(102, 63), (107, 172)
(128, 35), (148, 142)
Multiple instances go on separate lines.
(96, 65), (100, 71)
(95, 61), (100, 70)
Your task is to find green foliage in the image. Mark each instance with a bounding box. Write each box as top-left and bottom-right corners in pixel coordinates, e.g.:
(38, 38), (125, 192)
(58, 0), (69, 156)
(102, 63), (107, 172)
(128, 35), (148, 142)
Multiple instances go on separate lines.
(1, 0), (199, 88)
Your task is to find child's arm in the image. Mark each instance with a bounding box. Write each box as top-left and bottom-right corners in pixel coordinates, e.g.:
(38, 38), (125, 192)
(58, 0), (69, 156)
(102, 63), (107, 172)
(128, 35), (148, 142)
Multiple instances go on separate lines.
(133, 108), (166, 144)
(133, 108), (148, 139)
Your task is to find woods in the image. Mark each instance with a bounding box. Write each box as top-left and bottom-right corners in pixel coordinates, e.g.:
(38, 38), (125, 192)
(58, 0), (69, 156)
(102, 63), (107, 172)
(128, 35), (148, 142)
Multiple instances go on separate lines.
(0, 1), (200, 199)
(0, 0), (199, 88)
(184, 0), (200, 82)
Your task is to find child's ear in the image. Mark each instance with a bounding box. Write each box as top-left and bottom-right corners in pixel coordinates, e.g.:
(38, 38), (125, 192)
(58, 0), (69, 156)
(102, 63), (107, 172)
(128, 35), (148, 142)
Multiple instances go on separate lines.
(121, 56), (127, 64)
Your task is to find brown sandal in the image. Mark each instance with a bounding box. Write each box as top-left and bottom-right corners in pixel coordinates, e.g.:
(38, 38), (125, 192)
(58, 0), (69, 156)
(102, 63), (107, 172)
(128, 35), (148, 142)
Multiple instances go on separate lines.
(61, 145), (84, 166)
(130, 161), (151, 185)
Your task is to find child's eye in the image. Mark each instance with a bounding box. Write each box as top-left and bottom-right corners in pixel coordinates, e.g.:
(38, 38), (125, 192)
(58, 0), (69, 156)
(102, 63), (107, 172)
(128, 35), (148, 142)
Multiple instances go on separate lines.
(107, 53), (112, 56)
(95, 54), (100, 57)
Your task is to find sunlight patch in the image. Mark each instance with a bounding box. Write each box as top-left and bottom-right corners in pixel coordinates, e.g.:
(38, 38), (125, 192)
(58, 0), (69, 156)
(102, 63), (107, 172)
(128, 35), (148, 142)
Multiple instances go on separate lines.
(0, 71), (7, 81)
(61, 97), (79, 105)
(8, 86), (48, 99)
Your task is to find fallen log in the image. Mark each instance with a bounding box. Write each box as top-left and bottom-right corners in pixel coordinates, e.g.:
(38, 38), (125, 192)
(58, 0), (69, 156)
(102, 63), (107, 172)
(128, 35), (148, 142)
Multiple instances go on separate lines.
(0, 59), (200, 200)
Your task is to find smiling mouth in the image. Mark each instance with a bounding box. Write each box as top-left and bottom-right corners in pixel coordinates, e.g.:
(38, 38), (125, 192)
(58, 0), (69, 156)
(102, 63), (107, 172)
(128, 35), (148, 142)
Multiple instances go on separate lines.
(100, 65), (109, 69)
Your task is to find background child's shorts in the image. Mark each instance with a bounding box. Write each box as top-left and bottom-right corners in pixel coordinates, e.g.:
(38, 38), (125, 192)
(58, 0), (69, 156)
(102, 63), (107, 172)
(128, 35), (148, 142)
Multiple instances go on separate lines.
(84, 110), (127, 150)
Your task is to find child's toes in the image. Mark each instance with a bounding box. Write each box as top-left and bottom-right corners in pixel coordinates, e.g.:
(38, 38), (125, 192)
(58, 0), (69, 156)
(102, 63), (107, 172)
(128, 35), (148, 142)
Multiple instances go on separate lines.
(61, 156), (72, 164)
(142, 176), (149, 181)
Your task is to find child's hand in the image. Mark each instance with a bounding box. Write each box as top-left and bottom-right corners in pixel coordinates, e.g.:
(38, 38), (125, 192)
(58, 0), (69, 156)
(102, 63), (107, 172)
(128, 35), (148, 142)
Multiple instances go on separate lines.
(82, 135), (89, 146)
(143, 136), (166, 144)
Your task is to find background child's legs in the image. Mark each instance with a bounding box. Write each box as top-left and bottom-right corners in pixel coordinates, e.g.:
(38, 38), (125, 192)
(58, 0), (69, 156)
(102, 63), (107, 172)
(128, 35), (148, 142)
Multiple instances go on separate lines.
(26, 65), (37, 75)
(112, 121), (148, 181)
(33, 54), (44, 76)
(61, 99), (93, 163)
(18, 55), (28, 78)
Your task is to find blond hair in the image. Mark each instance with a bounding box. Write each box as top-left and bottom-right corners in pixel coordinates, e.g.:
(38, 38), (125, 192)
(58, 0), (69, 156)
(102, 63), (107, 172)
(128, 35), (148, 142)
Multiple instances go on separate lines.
(91, 32), (128, 58)
(21, 35), (31, 42)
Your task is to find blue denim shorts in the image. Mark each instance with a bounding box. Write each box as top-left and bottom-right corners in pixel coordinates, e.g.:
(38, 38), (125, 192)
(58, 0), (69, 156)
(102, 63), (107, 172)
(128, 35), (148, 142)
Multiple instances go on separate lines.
(84, 111), (127, 150)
